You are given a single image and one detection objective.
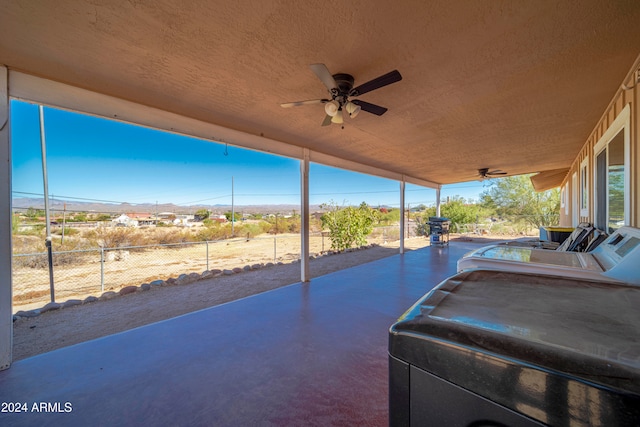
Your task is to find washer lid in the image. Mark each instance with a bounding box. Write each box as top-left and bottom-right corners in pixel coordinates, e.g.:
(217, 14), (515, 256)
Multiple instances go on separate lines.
(391, 269), (640, 395)
(471, 245), (600, 269)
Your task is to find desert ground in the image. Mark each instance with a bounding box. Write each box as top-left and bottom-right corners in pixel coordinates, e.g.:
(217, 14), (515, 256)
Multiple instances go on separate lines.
(12, 233), (399, 311)
(12, 231), (523, 362)
(13, 236), (438, 361)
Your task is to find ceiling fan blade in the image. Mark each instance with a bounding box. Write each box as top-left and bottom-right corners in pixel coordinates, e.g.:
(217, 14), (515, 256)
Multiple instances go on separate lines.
(309, 64), (338, 91)
(350, 70), (402, 97)
(281, 99), (330, 108)
(478, 168), (507, 178)
(321, 115), (332, 126)
(351, 100), (388, 116)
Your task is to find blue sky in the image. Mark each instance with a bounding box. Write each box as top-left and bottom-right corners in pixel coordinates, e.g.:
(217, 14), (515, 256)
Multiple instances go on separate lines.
(10, 100), (487, 209)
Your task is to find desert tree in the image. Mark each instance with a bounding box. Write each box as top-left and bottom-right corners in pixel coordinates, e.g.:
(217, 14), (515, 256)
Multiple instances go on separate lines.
(480, 175), (560, 228)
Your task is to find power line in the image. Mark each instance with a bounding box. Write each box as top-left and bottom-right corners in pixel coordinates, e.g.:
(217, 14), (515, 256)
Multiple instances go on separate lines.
(13, 185), (463, 208)
(13, 191), (128, 205)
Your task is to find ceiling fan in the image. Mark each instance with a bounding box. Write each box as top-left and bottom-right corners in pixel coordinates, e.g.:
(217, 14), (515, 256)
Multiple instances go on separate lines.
(281, 63), (402, 127)
(478, 168), (507, 179)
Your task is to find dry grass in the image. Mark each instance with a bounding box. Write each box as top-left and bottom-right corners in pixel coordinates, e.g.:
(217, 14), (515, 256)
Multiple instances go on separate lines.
(12, 233), (427, 311)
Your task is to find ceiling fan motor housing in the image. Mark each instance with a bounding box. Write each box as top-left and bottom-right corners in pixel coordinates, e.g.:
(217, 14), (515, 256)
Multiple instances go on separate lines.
(332, 73), (355, 98)
(280, 64), (401, 123)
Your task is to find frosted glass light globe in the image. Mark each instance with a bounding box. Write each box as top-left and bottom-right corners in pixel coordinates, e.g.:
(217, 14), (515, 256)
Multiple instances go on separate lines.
(324, 101), (339, 117)
(345, 101), (361, 118)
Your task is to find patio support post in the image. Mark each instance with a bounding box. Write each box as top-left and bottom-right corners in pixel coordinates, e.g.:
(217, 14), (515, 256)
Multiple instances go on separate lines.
(0, 65), (13, 370)
(300, 149), (310, 282)
(436, 186), (442, 217)
(400, 179), (405, 254)
(39, 105), (55, 303)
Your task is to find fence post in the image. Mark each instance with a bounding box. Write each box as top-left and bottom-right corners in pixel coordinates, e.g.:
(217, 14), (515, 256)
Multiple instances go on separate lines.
(100, 247), (104, 293)
(206, 241), (209, 271)
(45, 239), (55, 302)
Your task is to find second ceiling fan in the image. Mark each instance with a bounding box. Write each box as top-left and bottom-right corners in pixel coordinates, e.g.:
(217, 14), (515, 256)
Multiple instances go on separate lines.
(478, 168), (508, 179)
(281, 63), (402, 127)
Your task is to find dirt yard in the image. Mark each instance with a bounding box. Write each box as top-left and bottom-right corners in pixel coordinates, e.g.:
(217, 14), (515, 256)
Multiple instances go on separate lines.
(11, 232), (523, 361)
(12, 233), (402, 311)
(12, 237), (433, 361)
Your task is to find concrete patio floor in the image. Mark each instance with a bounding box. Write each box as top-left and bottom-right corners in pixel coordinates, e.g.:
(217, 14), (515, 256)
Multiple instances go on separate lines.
(0, 241), (478, 426)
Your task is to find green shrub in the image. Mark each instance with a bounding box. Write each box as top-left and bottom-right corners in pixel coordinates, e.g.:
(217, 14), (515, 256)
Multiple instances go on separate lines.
(12, 214), (20, 234)
(155, 229), (194, 245)
(422, 197), (489, 231)
(264, 216), (300, 234)
(321, 202), (379, 251)
(13, 224), (46, 236)
(88, 226), (144, 248)
(196, 223), (231, 241)
(377, 208), (401, 225)
(51, 227), (79, 236)
(235, 222), (269, 238)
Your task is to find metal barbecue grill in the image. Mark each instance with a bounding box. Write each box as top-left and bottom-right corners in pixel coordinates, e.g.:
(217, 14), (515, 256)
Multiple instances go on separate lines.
(427, 217), (450, 246)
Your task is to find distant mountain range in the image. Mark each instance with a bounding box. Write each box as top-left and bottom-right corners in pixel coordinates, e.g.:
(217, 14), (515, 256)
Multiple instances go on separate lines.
(12, 197), (326, 215)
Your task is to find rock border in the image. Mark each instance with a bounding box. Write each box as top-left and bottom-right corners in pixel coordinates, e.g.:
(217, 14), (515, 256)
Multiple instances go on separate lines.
(13, 244), (379, 322)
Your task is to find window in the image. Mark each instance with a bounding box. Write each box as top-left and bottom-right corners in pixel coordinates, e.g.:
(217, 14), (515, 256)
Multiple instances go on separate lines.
(571, 172), (579, 226)
(579, 157), (589, 217)
(593, 105), (630, 233)
(595, 149), (607, 229)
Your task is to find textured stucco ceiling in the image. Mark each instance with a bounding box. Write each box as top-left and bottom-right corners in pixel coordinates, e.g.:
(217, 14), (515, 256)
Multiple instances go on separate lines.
(1, 0), (640, 186)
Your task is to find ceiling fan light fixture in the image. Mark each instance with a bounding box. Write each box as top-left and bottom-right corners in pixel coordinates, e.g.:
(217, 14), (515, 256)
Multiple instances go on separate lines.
(331, 109), (344, 124)
(283, 64), (402, 128)
(345, 101), (361, 118)
(325, 101), (339, 117)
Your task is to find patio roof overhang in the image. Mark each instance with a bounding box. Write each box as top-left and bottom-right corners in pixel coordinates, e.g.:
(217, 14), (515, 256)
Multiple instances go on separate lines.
(530, 168), (571, 192)
(1, 1), (640, 187)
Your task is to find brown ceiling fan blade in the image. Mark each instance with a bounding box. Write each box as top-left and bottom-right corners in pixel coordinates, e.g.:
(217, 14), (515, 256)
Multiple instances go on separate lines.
(309, 64), (338, 92)
(321, 114), (332, 126)
(281, 99), (329, 108)
(350, 70), (402, 97)
(351, 100), (388, 116)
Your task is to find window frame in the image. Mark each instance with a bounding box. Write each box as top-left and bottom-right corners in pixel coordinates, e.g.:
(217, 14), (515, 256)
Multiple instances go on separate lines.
(579, 157), (589, 217)
(592, 104), (630, 231)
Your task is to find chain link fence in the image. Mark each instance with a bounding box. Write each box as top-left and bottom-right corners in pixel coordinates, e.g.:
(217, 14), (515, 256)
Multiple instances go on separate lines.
(12, 229), (426, 310)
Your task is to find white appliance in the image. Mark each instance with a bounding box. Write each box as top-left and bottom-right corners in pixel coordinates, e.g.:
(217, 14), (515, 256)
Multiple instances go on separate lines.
(457, 226), (640, 285)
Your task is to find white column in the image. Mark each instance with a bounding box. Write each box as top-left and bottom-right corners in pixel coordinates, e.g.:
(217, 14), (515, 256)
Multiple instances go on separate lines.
(399, 179), (405, 254)
(0, 66), (12, 370)
(436, 186), (442, 217)
(300, 149), (310, 282)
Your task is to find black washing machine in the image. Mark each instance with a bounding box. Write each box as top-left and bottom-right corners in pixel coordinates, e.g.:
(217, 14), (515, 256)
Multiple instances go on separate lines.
(389, 269), (640, 426)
